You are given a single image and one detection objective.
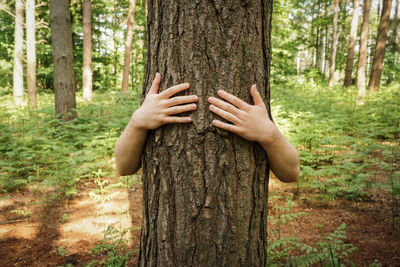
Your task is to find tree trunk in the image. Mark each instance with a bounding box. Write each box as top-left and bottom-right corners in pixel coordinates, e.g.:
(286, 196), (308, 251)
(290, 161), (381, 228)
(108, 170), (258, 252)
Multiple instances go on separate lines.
(344, 0), (359, 87)
(324, 24), (330, 77)
(26, 0), (37, 108)
(369, 0), (393, 91)
(121, 0), (136, 92)
(50, 0), (77, 120)
(82, 0), (93, 102)
(13, 0), (24, 106)
(138, 1), (272, 266)
(356, 0), (372, 99)
(328, 0), (339, 87)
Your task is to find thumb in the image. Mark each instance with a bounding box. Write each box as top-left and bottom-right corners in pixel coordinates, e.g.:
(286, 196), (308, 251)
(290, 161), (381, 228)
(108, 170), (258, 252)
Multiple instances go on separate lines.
(149, 73), (161, 94)
(250, 84), (264, 106)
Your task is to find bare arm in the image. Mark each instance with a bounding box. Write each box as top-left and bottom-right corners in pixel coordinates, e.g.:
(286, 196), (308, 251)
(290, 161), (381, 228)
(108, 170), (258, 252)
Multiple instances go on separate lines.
(115, 73), (199, 176)
(208, 85), (299, 183)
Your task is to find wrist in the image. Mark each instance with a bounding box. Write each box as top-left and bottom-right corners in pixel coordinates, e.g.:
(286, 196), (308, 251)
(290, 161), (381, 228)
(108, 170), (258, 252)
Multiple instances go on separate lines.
(129, 109), (147, 131)
(259, 123), (282, 149)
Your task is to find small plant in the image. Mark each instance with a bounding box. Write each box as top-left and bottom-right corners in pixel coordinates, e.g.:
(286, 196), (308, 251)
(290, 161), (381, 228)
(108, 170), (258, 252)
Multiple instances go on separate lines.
(57, 246), (73, 267)
(86, 225), (133, 267)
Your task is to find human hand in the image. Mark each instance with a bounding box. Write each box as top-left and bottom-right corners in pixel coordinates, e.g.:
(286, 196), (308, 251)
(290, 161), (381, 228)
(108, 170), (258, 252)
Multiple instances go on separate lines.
(208, 85), (279, 146)
(130, 73), (198, 130)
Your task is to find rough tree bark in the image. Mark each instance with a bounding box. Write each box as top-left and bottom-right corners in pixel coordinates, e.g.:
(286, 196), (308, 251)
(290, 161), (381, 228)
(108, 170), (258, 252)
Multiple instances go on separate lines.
(356, 0), (372, 99)
(13, 0), (24, 106)
(138, 1), (272, 266)
(121, 0), (136, 92)
(82, 0), (93, 102)
(50, 0), (77, 120)
(328, 0), (339, 87)
(26, 0), (37, 108)
(369, 0), (393, 91)
(344, 0), (359, 87)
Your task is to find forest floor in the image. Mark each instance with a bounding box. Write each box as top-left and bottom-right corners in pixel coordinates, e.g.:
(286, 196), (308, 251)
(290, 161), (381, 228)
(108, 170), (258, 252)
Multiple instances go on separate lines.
(0, 162), (399, 266)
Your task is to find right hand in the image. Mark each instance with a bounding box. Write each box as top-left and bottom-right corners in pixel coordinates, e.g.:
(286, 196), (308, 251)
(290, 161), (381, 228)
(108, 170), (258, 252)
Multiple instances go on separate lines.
(130, 73), (198, 130)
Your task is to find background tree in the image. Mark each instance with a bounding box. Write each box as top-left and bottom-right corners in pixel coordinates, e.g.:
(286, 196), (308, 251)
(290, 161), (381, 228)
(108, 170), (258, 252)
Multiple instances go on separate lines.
(356, 0), (372, 99)
(26, 0), (37, 108)
(82, 0), (92, 101)
(328, 0), (339, 87)
(121, 0), (136, 92)
(369, 0), (393, 91)
(13, 0), (24, 106)
(344, 0), (359, 87)
(50, 0), (76, 119)
(138, 0), (272, 265)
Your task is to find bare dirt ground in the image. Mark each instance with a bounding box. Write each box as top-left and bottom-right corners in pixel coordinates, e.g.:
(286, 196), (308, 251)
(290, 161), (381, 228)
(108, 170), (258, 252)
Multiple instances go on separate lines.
(0, 171), (399, 266)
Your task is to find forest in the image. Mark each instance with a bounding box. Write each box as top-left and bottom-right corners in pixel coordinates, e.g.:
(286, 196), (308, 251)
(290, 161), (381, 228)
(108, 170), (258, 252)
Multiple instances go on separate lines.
(0, 0), (399, 266)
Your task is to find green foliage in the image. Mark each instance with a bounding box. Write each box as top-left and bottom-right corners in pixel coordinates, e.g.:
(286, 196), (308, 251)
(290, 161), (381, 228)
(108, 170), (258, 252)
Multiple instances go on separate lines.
(272, 79), (400, 203)
(0, 90), (140, 193)
(87, 225), (133, 267)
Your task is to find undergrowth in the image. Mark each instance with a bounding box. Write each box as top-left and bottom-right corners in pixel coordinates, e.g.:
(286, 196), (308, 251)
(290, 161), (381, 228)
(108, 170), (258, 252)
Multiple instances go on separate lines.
(0, 90), (140, 194)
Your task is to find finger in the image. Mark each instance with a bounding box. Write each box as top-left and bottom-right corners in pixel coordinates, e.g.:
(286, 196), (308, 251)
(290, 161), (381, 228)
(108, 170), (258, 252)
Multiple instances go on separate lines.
(212, 119), (241, 135)
(217, 90), (249, 110)
(163, 116), (192, 124)
(209, 104), (240, 124)
(250, 84), (264, 106)
(149, 73), (161, 94)
(165, 95), (198, 107)
(208, 96), (243, 117)
(160, 83), (190, 99)
(165, 103), (197, 115)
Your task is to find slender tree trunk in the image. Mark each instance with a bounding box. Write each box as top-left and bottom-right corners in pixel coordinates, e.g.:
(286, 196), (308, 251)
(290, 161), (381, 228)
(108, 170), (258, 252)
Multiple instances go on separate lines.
(26, 0), (37, 108)
(344, 0), (360, 86)
(121, 0), (136, 92)
(328, 0), (339, 87)
(13, 0), (24, 106)
(138, 1), (272, 266)
(369, 0), (393, 91)
(388, 0), (399, 83)
(82, 0), (93, 102)
(50, 0), (77, 120)
(324, 24), (330, 77)
(356, 0), (372, 99)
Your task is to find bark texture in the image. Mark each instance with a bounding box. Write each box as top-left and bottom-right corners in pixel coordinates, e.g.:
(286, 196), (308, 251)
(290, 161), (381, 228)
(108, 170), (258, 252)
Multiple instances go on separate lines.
(26, 0), (37, 108)
(328, 0), (339, 87)
(369, 0), (393, 91)
(82, 0), (93, 102)
(344, 0), (359, 87)
(13, 0), (24, 106)
(138, 1), (272, 266)
(356, 0), (372, 98)
(121, 0), (136, 92)
(50, 0), (76, 119)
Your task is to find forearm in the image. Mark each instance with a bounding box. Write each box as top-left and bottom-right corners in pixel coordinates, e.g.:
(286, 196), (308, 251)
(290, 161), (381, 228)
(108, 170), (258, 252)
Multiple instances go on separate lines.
(260, 130), (300, 183)
(115, 118), (147, 176)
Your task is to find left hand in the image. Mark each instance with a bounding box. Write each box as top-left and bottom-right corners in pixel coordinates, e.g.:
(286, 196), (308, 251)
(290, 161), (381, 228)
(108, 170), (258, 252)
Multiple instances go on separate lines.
(208, 85), (279, 146)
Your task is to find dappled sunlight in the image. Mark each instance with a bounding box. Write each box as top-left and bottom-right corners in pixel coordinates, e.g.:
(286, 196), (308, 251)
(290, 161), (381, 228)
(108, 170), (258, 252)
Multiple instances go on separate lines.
(58, 185), (133, 254)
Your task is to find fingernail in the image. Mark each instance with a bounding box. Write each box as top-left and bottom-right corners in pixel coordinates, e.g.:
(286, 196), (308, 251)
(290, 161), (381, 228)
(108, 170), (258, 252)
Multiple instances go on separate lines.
(192, 104), (197, 109)
(193, 96), (198, 100)
(208, 97), (213, 102)
(209, 105), (213, 110)
(188, 117), (192, 122)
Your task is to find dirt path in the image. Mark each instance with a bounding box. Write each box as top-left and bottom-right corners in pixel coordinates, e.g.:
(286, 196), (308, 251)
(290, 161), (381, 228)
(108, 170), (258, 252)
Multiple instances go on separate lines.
(0, 179), (142, 266)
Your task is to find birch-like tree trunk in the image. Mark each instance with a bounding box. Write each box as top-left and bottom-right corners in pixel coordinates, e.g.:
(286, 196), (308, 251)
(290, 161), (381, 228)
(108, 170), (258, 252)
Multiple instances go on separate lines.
(328, 0), (339, 87)
(344, 0), (359, 87)
(26, 0), (37, 108)
(13, 0), (24, 106)
(121, 0), (136, 92)
(82, 0), (93, 102)
(356, 0), (372, 99)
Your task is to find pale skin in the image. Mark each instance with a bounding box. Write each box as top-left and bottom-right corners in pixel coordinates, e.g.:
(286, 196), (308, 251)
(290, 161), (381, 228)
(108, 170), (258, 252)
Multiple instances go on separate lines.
(115, 74), (300, 183)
